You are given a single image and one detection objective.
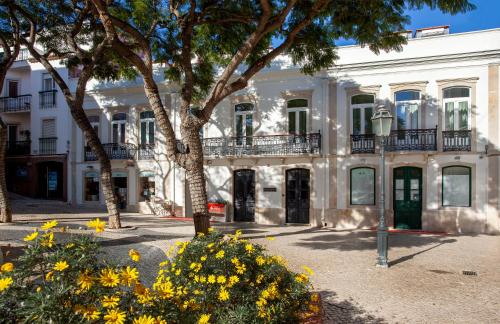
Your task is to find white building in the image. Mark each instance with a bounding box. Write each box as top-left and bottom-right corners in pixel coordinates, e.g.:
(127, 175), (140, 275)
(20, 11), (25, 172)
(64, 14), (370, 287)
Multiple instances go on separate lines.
(2, 26), (500, 234)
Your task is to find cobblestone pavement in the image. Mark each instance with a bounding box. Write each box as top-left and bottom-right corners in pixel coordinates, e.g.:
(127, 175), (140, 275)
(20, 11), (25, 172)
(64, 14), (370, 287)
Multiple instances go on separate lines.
(1, 204), (499, 324)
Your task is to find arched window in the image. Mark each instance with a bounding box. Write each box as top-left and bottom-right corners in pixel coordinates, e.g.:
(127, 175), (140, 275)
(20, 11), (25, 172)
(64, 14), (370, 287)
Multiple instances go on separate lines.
(395, 90), (420, 130)
(443, 87), (470, 131)
(111, 113), (127, 144)
(442, 166), (471, 207)
(140, 111), (155, 145)
(351, 94), (375, 135)
(234, 103), (253, 145)
(287, 99), (308, 134)
(350, 167), (375, 205)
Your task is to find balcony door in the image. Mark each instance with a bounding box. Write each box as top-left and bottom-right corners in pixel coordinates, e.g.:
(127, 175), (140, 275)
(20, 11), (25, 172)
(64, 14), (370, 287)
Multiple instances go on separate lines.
(286, 168), (310, 224)
(443, 87), (471, 150)
(287, 99), (308, 135)
(8, 80), (18, 97)
(140, 111), (155, 146)
(112, 113), (127, 144)
(395, 90), (420, 131)
(393, 167), (422, 229)
(234, 103), (253, 146)
(233, 169), (255, 222)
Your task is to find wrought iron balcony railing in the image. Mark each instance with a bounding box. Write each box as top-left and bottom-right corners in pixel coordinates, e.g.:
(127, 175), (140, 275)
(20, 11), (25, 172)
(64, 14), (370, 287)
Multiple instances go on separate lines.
(0, 94), (31, 113)
(202, 133), (321, 157)
(39, 137), (57, 155)
(138, 143), (155, 160)
(39, 90), (57, 109)
(442, 130), (471, 152)
(84, 143), (137, 161)
(15, 48), (30, 61)
(351, 134), (375, 154)
(7, 140), (30, 156)
(385, 128), (437, 152)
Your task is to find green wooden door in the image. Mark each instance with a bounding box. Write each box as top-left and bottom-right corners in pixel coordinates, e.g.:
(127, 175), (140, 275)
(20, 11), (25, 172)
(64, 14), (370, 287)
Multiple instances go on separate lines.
(393, 167), (422, 229)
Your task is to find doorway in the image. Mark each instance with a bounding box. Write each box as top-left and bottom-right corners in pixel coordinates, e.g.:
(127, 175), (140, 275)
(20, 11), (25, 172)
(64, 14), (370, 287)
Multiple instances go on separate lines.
(393, 166), (422, 229)
(37, 161), (63, 200)
(112, 172), (128, 209)
(233, 169), (255, 222)
(286, 168), (310, 224)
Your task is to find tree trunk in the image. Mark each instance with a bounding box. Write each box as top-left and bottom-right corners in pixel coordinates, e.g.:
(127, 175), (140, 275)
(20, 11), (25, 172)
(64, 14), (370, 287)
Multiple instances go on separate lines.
(0, 118), (12, 223)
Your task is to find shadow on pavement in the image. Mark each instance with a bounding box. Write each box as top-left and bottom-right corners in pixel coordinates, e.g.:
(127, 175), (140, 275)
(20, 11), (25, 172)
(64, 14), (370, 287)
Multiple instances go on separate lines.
(319, 290), (387, 323)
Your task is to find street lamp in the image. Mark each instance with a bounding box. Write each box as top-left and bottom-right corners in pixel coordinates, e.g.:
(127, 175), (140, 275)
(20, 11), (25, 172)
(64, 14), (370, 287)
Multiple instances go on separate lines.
(371, 105), (393, 268)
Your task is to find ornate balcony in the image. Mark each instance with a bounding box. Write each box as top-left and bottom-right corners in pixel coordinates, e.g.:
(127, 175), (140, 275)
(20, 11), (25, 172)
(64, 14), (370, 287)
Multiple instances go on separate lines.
(84, 143), (136, 161)
(138, 143), (155, 160)
(6, 140), (30, 156)
(350, 134), (375, 154)
(442, 130), (471, 152)
(385, 128), (437, 152)
(39, 137), (57, 155)
(39, 90), (57, 109)
(0, 95), (31, 112)
(202, 133), (321, 157)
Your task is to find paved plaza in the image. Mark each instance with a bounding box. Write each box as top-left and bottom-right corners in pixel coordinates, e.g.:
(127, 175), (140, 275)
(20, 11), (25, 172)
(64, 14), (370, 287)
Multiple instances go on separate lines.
(1, 199), (499, 323)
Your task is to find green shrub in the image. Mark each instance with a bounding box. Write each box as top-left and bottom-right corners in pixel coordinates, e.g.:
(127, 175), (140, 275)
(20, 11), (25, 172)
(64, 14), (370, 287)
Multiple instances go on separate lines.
(0, 220), (318, 323)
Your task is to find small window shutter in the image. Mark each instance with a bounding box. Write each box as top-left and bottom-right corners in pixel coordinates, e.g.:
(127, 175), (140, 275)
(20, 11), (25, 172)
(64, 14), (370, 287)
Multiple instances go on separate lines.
(42, 119), (56, 138)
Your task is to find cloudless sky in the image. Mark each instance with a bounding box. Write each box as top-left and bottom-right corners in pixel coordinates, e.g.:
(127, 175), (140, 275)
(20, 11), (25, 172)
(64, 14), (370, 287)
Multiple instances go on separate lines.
(336, 0), (500, 46)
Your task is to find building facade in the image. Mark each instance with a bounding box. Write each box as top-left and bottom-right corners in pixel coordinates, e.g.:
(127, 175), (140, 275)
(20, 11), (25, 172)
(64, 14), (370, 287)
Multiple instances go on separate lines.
(2, 27), (500, 234)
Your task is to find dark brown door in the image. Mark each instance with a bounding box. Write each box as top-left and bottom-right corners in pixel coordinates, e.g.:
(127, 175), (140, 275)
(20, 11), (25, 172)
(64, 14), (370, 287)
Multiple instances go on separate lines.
(234, 169), (255, 222)
(286, 168), (310, 224)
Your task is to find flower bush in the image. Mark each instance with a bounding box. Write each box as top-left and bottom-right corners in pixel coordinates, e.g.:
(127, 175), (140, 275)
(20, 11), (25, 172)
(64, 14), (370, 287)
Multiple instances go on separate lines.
(0, 220), (319, 323)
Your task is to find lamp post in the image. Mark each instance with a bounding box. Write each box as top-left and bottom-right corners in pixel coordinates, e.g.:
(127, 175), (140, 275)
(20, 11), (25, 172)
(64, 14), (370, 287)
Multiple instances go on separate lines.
(371, 105), (393, 268)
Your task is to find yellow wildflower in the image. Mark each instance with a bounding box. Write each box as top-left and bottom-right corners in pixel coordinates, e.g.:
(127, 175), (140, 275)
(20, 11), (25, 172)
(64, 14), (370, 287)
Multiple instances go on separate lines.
(198, 314), (211, 324)
(266, 236), (276, 241)
(295, 273), (309, 283)
(36, 286), (42, 292)
(230, 257), (239, 265)
(200, 255), (207, 262)
(217, 275), (226, 284)
(82, 307), (101, 321)
(208, 227), (214, 233)
(215, 250), (225, 259)
(245, 243), (254, 253)
(99, 268), (120, 287)
(228, 275), (239, 287)
(53, 260), (69, 271)
(0, 277), (13, 292)
(45, 271), (54, 281)
(303, 265), (314, 276)
(199, 275), (206, 283)
(87, 218), (106, 233)
(134, 284), (153, 305)
(102, 295), (120, 308)
(40, 232), (54, 248)
(256, 256), (266, 266)
(1, 262), (14, 272)
(208, 274), (216, 284)
(197, 232), (205, 237)
(77, 270), (93, 290)
(235, 263), (246, 274)
(218, 288), (230, 301)
(155, 281), (174, 299)
(120, 266), (139, 286)
(24, 231), (38, 242)
(65, 242), (75, 249)
(41, 220), (58, 230)
(103, 308), (126, 324)
(133, 315), (156, 324)
(129, 249), (141, 262)
(154, 316), (167, 324)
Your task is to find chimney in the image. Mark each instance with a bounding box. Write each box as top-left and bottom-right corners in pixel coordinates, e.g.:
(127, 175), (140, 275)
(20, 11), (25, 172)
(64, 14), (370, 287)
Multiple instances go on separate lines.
(415, 25), (450, 38)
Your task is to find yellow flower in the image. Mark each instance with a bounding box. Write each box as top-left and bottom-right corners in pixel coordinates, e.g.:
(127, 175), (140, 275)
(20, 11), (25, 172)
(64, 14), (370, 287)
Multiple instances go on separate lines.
(215, 250), (225, 259)
(129, 249), (141, 262)
(218, 288), (230, 301)
(217, 275), (226, 284)
(36, 286), (42, 292)
(228, 275), (239, 286)
(303, 265), (314, 276)
(230, 257), (239, 265)
(24, 231), (38, 242)
(87, 218), (106, 233)
(41, 232), (54, 248)
(120, 266), (139, 286)
(41, 220), (58, 230)
(256, 256), (266, 266)
(200, 255), (207, 262)
(295, 273), (309, 283)
(266, 236), (276, 241)
(0, 277), (13, 292)
(198, 313), (211, 324)
(154, 316), (167, 324)
(1, 262), (14, 273)
(104, 308), (126, 324)
(245, 243), (254, 253)
(208, 227), (214, 233)
(155, 281), (174, 299)
(102, 295), (120, 308)
(99, 268), (120, 287)
(54, 260), (69, 271)
(77, 270), (93, 290)
(65, 243), (75, 249)
(133, 315), (156, 324)
(208, 274), (216, 284)
(45, 271), (54, 281)
(82, 307), (101, 321)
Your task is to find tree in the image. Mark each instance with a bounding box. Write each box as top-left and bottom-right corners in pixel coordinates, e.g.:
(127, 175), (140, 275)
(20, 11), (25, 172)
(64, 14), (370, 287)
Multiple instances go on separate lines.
(0, 1), (20, 223)
(7, 0), (134, 228)
(90, 0), (473, 234)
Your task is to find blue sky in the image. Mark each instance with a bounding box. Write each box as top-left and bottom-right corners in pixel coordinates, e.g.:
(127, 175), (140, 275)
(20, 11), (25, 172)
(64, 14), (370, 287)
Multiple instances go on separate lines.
(336, 0), (500, 46)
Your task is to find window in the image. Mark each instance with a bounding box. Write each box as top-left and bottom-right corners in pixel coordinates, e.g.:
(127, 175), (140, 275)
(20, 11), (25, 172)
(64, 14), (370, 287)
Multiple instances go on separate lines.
(111, 113), (127, 144)
(287, 99), (308, 134)
(351, 94), (374, 135)
(443, 87), (470, 131)
(7, 80), (18, 97)
(234, 103), (253, 145)
(40, 73), (56, 109)
(42, 73), (55, 91)
(350, 167), (375, 205)
(139, 171), (155, 202)
(395, 90), (420, 130)
(84, 171), (100, 201)
(42, 119), (56, 138)
(140, 111), (155, 145)
(442, 166), (471, 207)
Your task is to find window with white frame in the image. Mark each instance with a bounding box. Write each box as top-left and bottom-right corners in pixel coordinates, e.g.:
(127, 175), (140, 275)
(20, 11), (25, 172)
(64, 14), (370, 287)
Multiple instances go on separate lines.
(234, 103), (253, 145)
(84, 115), (99, 146)
(140, 111), (155, 145)
(442, 166), (471, 207)
(443, 87), (471, 131)
(287, 99), (308, 135)
(111, 113), (127, 144)
(351, 94), (374, 135)
(42, 73), (55, 91)
(350, 167), (375, 205)
(395, 90), (420, 130)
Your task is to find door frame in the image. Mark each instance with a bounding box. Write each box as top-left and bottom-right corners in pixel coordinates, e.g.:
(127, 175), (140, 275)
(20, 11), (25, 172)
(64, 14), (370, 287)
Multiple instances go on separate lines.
(392, 166), (423, 229)
(232, 168), (256, 222)
(285, 167), (311, 224)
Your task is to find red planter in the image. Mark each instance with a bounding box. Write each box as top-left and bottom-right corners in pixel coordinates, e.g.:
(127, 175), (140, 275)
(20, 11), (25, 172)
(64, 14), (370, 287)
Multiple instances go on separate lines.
(208, 203), (226, 214)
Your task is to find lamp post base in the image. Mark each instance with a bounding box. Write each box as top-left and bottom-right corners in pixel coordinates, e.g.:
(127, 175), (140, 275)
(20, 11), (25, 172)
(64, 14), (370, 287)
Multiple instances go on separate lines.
(376, 228), (389, 268)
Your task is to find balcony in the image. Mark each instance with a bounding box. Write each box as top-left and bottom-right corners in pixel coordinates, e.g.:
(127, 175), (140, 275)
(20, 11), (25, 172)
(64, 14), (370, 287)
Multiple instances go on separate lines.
(351, 134), (375, 154)
(0, 95), (31, 113)
(84, 143), (137, 161)
(39, 137), (57, 155)
(15, 48), (30, 61)
(138, 143), (155, 160)
(6, 140), (30, 156)
(202, 133), (321, 157)
(443, 130), (471, 152)
(39, 90), (57, 109)
(385, 128), (437, 152)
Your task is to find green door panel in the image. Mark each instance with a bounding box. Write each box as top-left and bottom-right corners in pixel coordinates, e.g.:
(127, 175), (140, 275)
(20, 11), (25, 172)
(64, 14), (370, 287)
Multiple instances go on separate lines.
(393, 167), (422, 229)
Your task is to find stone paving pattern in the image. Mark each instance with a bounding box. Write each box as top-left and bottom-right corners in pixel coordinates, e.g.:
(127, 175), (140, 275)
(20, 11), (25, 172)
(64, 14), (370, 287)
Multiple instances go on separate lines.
(1, 199), (499, 323)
